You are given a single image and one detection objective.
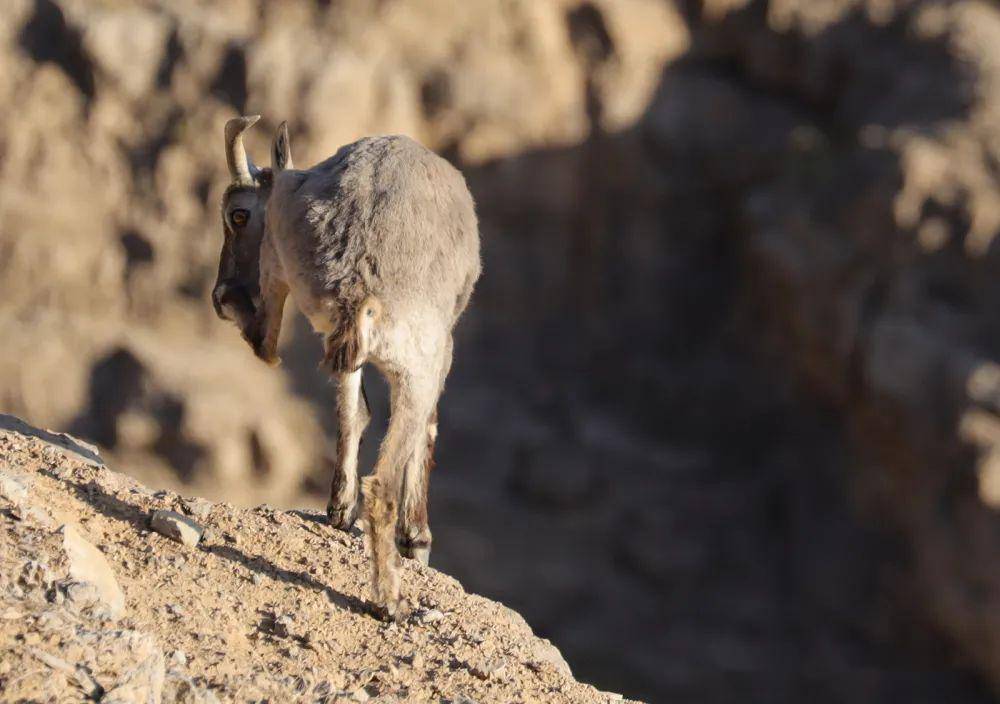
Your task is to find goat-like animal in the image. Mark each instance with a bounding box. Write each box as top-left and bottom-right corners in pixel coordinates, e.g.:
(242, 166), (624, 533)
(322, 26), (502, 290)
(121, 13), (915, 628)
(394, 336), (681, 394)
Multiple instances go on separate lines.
(213, 116), (480, 621)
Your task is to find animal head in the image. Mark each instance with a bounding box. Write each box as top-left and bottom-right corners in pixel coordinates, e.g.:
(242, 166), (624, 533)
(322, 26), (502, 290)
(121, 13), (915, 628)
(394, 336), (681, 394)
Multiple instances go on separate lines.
(212, 116), (293, 325)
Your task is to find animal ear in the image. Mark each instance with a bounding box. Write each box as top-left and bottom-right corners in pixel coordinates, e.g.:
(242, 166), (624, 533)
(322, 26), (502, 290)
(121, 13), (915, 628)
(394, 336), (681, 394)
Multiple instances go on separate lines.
(272, 121), (293, 173)
(224, 115), (261, 186)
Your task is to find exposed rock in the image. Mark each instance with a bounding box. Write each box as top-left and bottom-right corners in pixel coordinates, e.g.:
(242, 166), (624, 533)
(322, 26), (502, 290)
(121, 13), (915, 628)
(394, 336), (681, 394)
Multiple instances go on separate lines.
(22, 505), (57, 529)
(60, 523), (126, 619)
(181, 498), (212, 520)
(101, 641), (166, 704)
(271, 613), (293, 639)
(28, 646), (103, 699)
(531, 638), (573, 679)
(149, 510), (203, 548)
(163, 673), (220, 704)
(63, 580), (101, 611)
(417, 608), (444, 624)
(0, 415), (103, 468)
(0, 472), (29, 505)
(467, 657), (507, 680)
(19, 559), (52, 590)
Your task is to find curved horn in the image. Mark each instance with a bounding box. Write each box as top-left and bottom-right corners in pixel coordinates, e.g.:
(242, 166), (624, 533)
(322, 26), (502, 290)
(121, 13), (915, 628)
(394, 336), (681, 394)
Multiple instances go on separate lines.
(224, 115), (261, 185)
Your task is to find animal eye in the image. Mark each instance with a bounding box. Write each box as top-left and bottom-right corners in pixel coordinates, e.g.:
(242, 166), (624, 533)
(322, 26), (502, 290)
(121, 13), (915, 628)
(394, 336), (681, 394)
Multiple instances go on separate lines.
(231, 209), (249, 228)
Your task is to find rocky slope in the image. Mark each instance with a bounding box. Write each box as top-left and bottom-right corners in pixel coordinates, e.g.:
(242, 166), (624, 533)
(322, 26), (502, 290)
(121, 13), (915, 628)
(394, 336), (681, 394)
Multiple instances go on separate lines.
(0, 414), (625, 703)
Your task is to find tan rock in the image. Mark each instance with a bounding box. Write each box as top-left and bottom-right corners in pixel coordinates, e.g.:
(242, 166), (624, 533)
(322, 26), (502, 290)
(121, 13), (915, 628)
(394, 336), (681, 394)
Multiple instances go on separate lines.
(61, 524), (126, 619)
(0, 472), (28, 505)
(531, 638), (572, 678)
(150, 510), (203, 548)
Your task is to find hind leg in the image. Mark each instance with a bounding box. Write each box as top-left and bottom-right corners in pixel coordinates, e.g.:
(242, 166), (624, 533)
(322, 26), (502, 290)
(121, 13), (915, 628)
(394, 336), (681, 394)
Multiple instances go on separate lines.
(327, 368), (369, 530)
(397, 409), (438, 565)
(397, 336), (453, 564)
(362, 365), (438, 622)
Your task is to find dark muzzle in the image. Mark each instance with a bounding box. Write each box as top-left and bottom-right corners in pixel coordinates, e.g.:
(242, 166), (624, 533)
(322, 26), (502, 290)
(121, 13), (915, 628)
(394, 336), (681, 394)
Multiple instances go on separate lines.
(212, 281), (256, 328)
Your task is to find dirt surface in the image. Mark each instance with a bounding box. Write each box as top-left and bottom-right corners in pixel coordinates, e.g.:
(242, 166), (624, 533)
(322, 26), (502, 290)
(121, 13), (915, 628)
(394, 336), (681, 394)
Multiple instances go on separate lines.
(0, 416), (628, 704)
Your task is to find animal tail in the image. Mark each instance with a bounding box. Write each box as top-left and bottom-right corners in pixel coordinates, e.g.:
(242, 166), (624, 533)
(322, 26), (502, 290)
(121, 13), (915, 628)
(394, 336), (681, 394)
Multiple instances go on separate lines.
(322, 296), (382, 373)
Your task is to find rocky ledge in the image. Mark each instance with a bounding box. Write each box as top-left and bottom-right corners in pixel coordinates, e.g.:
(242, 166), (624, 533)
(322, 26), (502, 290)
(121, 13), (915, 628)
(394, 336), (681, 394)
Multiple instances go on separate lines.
(0, 414), (629, 703)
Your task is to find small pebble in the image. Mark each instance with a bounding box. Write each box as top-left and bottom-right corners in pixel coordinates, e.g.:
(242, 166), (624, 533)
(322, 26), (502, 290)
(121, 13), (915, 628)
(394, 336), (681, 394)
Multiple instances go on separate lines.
(150, 510), (203, 548)
(182, 497), (213, 519)
(418, 608), (444, 624)
(64, 581), (100, 609)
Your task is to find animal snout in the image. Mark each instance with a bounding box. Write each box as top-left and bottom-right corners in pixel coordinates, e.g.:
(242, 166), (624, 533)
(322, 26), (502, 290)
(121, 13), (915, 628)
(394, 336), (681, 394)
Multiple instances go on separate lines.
(213, 281), (259, 331)
(212, 280), (248, 321)
(212, 281), (232, 320)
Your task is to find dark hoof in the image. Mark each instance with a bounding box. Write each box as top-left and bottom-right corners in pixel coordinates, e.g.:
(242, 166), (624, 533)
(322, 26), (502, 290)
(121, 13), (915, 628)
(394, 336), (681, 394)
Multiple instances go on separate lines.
(326, 501), (358, 531)
(370, 597), (408, 624)
(397, 537), (432, 566)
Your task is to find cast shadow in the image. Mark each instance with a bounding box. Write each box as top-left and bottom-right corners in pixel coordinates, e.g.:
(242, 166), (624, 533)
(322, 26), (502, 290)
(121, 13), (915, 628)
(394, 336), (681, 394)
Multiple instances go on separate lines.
(45, 469), (374, 619)
(1, 413), (104, 466)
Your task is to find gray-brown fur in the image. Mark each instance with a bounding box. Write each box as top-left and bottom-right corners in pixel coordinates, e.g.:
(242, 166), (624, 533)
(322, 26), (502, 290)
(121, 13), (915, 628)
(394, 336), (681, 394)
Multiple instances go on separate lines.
(328, 368), (369, 531)
(361, 474), (403, 621)
(397, 408), (437, 563)
(213, 116), (480, 620)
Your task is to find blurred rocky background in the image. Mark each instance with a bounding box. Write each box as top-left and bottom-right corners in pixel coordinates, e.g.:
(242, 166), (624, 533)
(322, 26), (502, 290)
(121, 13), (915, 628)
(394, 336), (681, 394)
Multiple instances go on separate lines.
(4, 0), (1000, 701)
